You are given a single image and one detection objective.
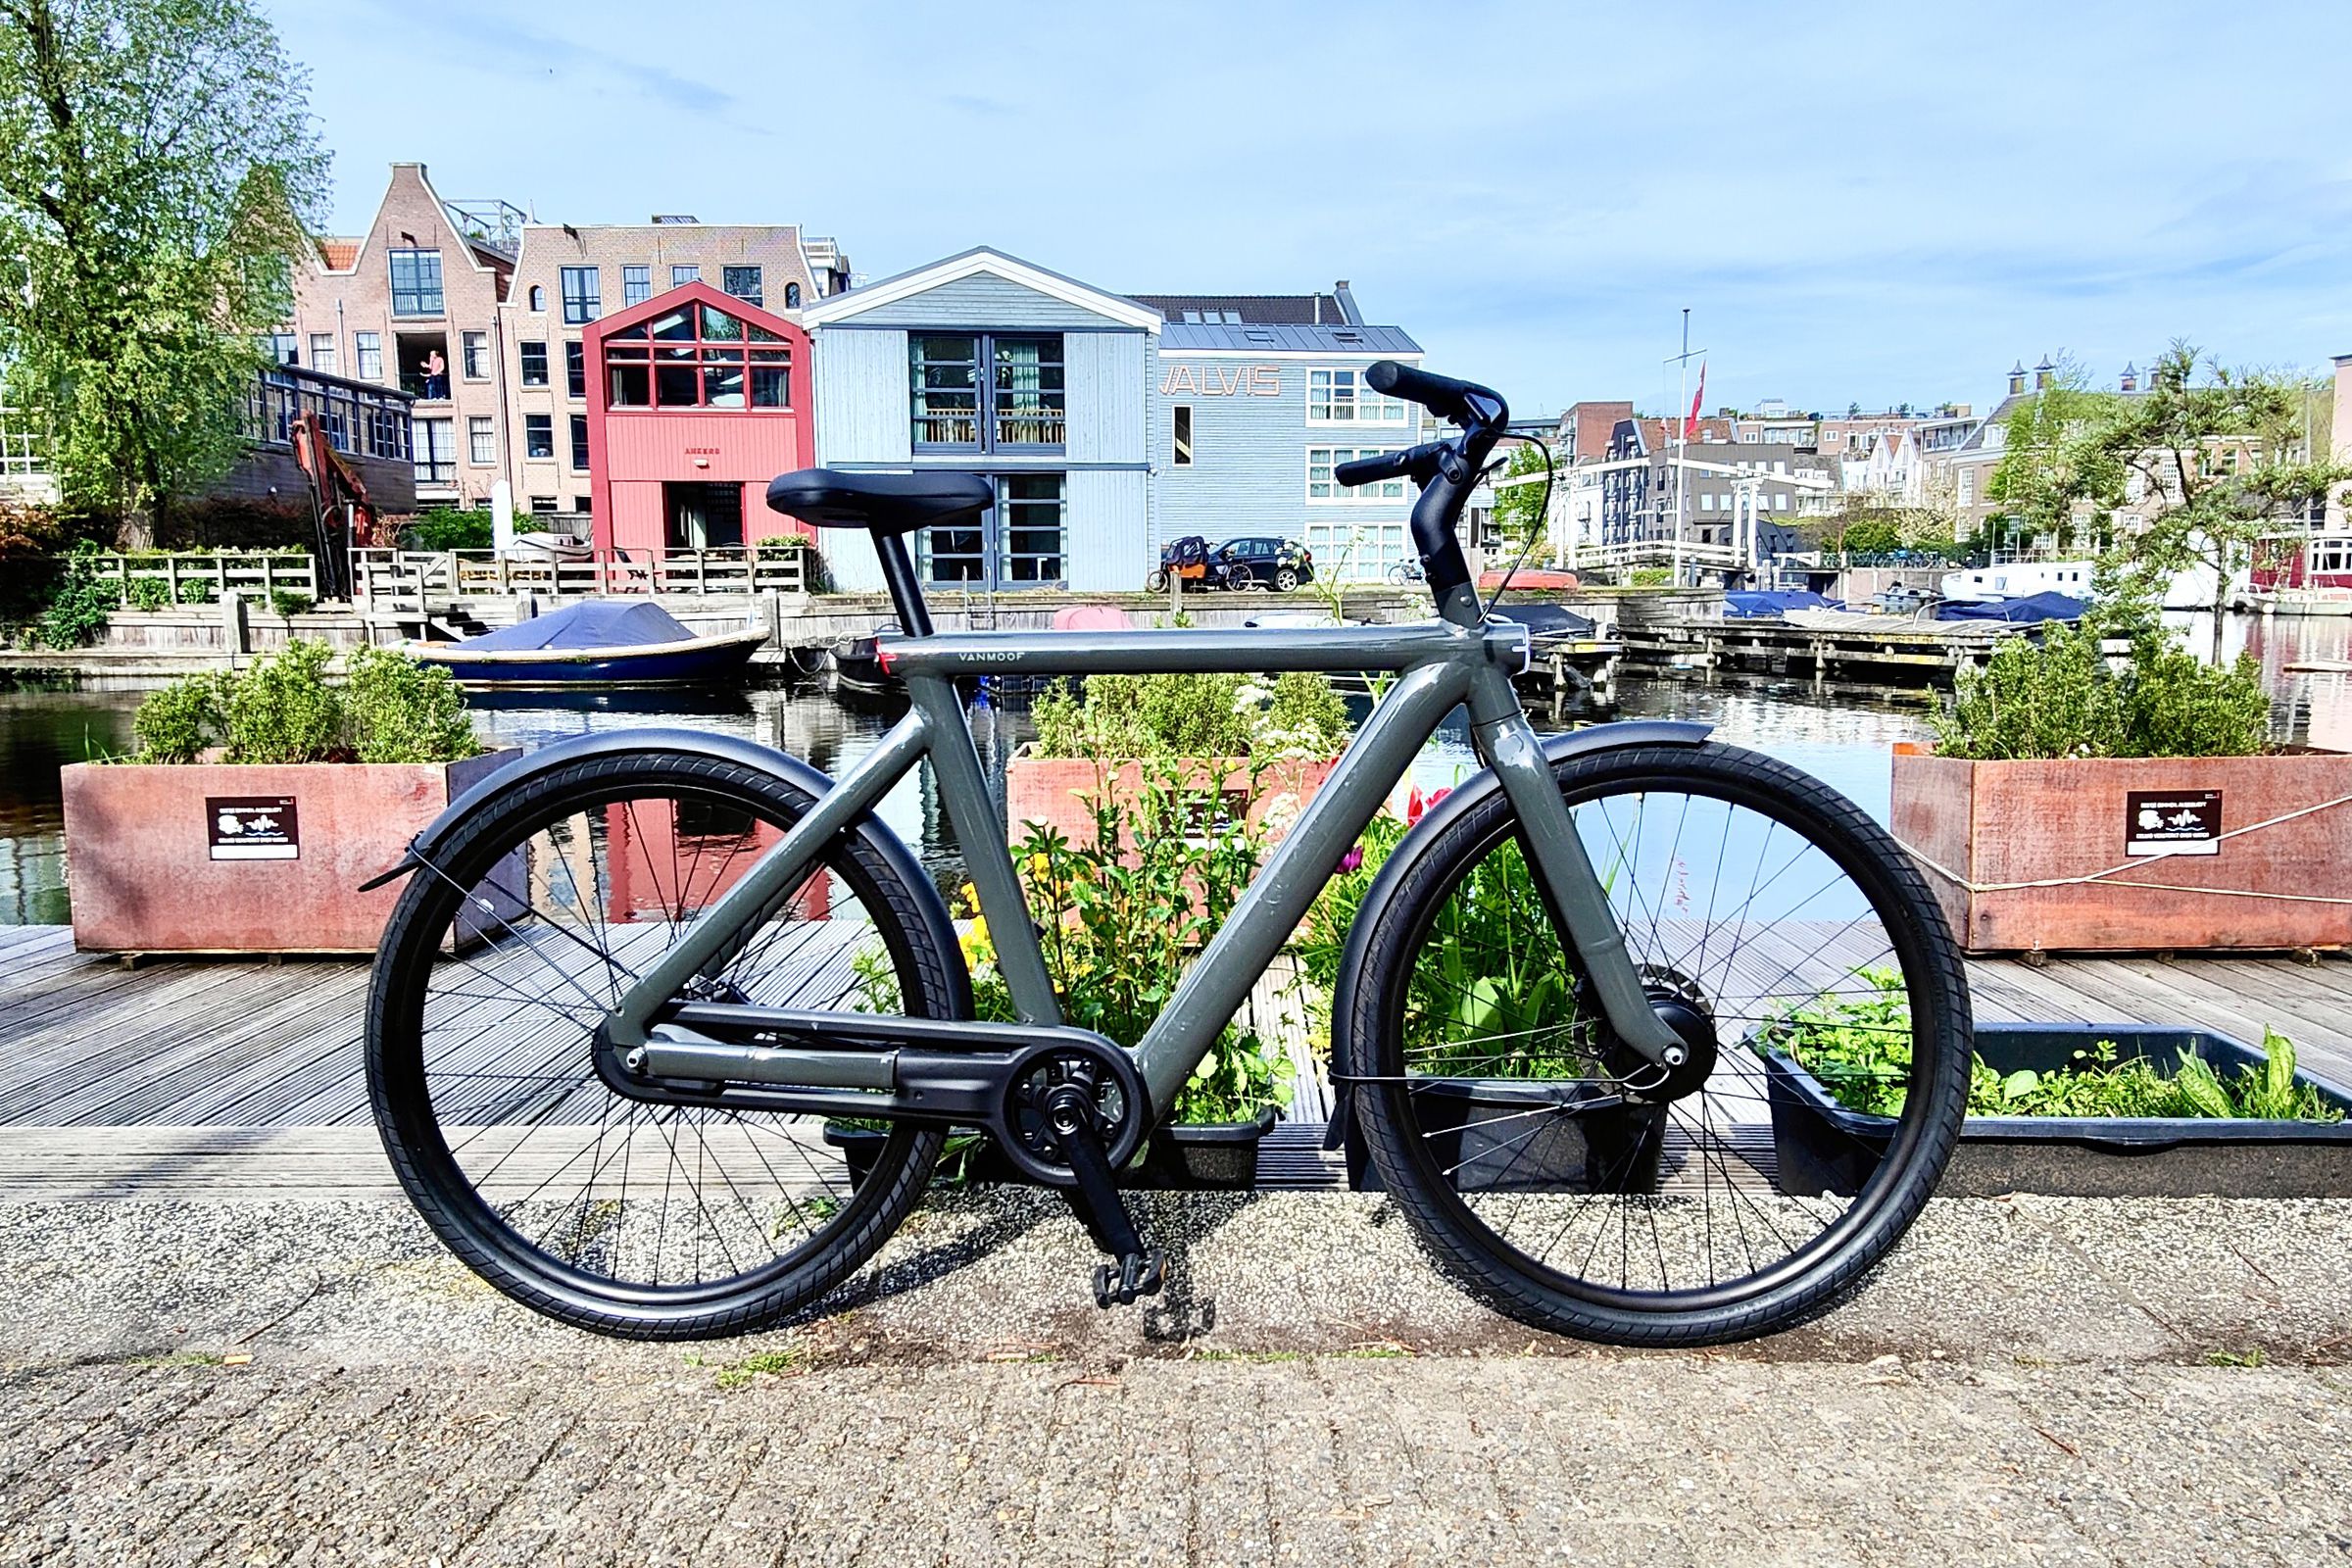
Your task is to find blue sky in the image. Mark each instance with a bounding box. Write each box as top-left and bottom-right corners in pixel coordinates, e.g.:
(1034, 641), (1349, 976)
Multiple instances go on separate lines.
(271, 0), (2352, 421)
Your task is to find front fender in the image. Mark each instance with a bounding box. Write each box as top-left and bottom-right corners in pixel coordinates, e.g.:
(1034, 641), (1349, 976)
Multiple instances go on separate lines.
(359, 727), (965, 1015)
(1325, 719), (1711, 1145)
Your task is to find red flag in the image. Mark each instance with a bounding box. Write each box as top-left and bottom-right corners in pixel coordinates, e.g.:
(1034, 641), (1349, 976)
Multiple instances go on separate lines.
(1684, 362), (1707, 441)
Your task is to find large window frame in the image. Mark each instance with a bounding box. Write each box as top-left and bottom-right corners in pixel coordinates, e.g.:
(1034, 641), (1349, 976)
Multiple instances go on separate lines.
(721, 266), (762, 306)
(603, 300), (793, 413)
(1307, 368), (1408, 425)
(917, 472), (1067, 590)
(414, 416), (456, 486)
(389, 248), (444, 318)
(909, 332), (1065, 454)
(561, 266), (601, 324)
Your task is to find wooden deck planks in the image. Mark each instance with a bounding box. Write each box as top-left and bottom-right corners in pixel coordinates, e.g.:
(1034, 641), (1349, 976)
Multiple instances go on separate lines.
(5, 926), (2350, 1159)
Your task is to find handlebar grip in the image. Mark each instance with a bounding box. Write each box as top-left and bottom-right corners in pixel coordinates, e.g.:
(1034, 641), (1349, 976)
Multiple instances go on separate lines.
(1333, 450), (1411, 487)
(1366, 361), (1504, 427)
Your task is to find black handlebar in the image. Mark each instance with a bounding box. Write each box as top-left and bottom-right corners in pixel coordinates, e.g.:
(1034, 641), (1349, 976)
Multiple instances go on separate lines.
(1365, 361), (1508, 429)
(1333, 440), (1446, 489)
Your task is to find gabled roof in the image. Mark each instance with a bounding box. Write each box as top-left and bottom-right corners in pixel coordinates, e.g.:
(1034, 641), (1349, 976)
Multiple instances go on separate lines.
(580, 276), (807, 348)
(801, 246), (1163, 330)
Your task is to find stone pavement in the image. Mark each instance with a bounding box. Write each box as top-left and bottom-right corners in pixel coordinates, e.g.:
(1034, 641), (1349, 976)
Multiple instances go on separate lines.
(5, 1191), (2352, 1564)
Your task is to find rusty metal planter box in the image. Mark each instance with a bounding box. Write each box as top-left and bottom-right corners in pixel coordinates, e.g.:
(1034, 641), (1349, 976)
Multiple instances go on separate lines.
(1890, 746), (2352, 954)
(59, 751), (516, 954)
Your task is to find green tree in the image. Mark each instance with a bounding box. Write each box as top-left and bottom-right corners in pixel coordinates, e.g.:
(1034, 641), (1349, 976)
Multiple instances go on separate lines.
(1490, 440), (1551, 556)
(1985, 358), (2124, 555)
(0, 0), (327, 545)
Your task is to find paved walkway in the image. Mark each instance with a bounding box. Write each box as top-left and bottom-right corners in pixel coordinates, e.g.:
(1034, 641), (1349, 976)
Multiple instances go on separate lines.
(5, 1190), (2351, 1563)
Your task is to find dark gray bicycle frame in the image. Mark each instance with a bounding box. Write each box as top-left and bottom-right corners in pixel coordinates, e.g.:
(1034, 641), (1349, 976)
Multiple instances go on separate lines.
(605, 616), (1684, 1119)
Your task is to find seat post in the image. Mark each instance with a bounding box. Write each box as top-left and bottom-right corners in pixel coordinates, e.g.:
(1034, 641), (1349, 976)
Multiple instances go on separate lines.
(873, 532), (935, 637)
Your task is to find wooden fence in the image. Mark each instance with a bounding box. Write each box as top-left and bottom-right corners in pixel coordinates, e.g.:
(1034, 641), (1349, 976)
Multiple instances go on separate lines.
(88, 552), (318, 605)
(351, 546), (812, 604)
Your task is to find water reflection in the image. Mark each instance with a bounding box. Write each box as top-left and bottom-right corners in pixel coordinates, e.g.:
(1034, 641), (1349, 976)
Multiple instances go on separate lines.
(8, 617), (2352, 926)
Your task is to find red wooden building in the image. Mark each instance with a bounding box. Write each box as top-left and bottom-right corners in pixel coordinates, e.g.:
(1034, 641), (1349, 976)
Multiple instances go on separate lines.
(582, 280), (813, 555)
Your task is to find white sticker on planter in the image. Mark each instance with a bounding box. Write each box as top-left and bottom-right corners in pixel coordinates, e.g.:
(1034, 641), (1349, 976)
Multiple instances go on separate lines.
(207, 796), (300, 860)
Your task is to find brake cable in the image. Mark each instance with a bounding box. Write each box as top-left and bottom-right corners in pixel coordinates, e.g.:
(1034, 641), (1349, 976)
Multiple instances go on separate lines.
(1480, 433), (1555, 617)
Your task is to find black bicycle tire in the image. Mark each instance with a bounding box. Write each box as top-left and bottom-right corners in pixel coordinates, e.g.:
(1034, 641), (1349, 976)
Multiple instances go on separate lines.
(366, 751), (957, 1340)
(1342, 742), (1971, 1347)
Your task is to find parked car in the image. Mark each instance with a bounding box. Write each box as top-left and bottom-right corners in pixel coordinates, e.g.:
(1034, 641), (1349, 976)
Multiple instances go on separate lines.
(1216, 536), (1315, 592)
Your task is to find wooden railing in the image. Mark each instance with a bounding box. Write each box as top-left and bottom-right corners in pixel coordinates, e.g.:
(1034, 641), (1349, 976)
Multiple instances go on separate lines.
(352, 545), (811, 603)
(89, 551), (318, 604)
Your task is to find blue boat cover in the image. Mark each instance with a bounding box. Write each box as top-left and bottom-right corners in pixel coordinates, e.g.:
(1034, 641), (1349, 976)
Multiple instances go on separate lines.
(1936, 591), (2088, 623)
(456, 600), (698, 652)
(1724, 590), (1836, 618)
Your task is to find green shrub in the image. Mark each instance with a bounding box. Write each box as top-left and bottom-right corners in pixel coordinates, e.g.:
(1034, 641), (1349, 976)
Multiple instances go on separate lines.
(220, 639), (343, 762)
(125, 576), (171, 612)
(125, 639), (481, 766)
(343, 643), (480, 763)
(35, 543), (116, 648)
(1030, 669), (1351, 760)
(130, 673), (224, 763)
(1931, 620), (2268, 760)
(270, 590), (316, 618)
(174, 577), (217, 606)
(400, 508), (498, 552)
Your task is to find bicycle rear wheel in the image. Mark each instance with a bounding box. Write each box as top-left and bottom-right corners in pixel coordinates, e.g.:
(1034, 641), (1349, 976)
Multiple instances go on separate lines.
(366, 750), (961, 1339)
(1341, 742), (1970, 1347)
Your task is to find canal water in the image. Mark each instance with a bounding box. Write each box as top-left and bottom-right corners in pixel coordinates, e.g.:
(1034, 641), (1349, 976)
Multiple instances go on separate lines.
(4, 611), (2347, 926)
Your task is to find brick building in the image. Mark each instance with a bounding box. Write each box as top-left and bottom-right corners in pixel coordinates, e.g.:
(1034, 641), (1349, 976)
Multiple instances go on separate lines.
(283, 163), (849, 517)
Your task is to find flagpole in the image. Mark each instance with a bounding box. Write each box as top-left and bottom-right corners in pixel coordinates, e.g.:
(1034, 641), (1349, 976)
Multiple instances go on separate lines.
(1674, 310), (1688, 585)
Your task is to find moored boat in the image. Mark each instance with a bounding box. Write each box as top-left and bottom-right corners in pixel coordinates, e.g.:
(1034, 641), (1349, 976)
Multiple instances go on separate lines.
(408, 601), (767, 687)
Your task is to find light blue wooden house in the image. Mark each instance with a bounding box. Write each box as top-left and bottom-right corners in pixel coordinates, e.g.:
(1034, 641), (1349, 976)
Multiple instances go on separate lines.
(802, 248), (1160, 594)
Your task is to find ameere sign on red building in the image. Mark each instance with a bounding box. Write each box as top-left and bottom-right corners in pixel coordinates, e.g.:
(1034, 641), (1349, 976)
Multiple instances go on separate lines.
(583, 280), (813, 556)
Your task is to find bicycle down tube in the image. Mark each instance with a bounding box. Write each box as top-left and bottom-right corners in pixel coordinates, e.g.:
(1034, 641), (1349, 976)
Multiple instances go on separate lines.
(603, 614), (1688, 1123)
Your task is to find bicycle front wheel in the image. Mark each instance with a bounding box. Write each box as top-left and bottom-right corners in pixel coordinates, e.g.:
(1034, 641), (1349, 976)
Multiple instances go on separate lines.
(366, 750), (961, 1340)
(1341, 742), (1970, 1347)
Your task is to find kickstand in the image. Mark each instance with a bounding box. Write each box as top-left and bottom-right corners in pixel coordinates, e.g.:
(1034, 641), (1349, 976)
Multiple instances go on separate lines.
(1055, 1110), (1165, 1309)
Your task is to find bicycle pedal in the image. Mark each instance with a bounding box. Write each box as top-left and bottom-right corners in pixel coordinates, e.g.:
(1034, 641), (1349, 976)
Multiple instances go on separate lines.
(1091, 1250), (1166, 1309)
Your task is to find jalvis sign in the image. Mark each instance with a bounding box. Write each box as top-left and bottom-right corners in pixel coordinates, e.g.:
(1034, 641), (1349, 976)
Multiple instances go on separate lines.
(1159, 365), (1281, 398)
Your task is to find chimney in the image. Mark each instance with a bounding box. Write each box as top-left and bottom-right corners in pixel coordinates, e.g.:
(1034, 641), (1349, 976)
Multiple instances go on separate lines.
(2120, 362), (2138, 393)
(2034, 356), (2055, 391)
(2007, 361), (2027, 396)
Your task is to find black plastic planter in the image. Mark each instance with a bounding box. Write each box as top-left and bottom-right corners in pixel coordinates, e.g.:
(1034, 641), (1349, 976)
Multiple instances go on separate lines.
(1341, 1079), (1667, 1195)
(822, 1106), (1280, 1194)
(1761, 1023), (2352, 1199)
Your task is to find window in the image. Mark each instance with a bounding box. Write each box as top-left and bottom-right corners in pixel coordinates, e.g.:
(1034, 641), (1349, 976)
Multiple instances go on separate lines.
(603, 300), (791, 411)
(784, 281), (802, 309)
(529, 495), (559, 514)
(462, 331), (488, 380)
(574, 494), (593, 514)
(354, 331), (382, 381)
(918, 473), (1065, 589)
(721, 266), (762, 306)
(389, 248), (444, 316)
(565, 341), (585, 399)
(671, 264), (700, 287)
(1699, 493), (1715, 512)
(1172, 405), (1194, 466)
(267, 330), (298, 365)
(568, 414), (589, 470)
(561, 267), (600, 324)
(528, 284), (545, 312)
(415, 417), (455, 485)
(524, 414), (554, 459)
(622, 265), (651, 308)
(467, 416), (495, 466)
(308, 333), (338, 375)
(1956, 468), (1975, 507)
(1308, 368), (1408, 424)
(908, 333), (1062, 450)
(1308, 446), (1407, 501)
(1774, 493), (1788, 511)
(1303, 520), (1409, 580)
(519, 341), (548, 387)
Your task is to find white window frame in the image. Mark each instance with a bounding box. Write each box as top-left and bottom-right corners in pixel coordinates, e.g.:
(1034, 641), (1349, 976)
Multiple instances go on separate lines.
(1302, 519), (1409, 580)
(354, 331), (381, 381)
(466, 416), (495, 466)
(1306, 367), (1409, 425)
(462, 331), (489, 381)
(1307, 445), (1408, 503)
(307, 332), (337, 375)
